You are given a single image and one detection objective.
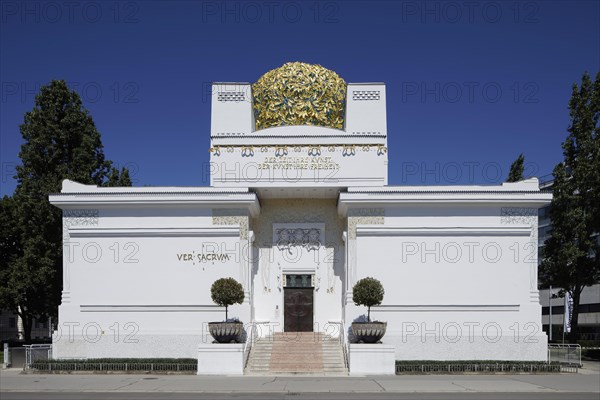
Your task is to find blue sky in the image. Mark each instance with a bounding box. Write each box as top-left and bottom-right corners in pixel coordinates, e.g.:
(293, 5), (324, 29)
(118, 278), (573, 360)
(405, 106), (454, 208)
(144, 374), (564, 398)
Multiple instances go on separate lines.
(1, 0), (599, 194)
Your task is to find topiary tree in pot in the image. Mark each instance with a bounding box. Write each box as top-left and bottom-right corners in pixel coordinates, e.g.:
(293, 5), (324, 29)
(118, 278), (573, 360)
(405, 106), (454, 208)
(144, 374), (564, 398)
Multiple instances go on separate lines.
(208, 278), (245, 343)
(351, 277), (386, 343)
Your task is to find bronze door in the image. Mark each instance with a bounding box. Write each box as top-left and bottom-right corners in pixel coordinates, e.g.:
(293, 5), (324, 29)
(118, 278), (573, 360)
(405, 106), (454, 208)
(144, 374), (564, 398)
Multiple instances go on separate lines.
(284, 288), (314, 332)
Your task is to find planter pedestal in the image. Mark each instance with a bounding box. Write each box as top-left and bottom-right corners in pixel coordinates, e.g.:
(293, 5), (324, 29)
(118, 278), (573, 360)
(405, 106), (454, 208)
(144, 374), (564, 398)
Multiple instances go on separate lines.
(208, 322), (243, 343)
(351, 322), (387, 343)
(197, 343), (244, 375)
(348, 343), (396, 376)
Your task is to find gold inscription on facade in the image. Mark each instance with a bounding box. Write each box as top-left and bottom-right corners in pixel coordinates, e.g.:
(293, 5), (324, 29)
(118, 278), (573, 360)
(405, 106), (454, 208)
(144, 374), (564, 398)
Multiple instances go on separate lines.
(258, 156), (340, 170)
(177, 253), (231, 264)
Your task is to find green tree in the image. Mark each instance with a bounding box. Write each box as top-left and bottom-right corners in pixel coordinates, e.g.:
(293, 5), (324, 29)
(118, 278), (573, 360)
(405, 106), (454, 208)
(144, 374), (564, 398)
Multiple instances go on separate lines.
(352, 277), (384, 322)
(210, 278), (244, 321)
(0, 80), (130, 342)
(541, 72), (600, 341)
(106, 168), (120, 187)
(105, 167), (132, 187)
(0, 197), (21, 270)
(117, 168), (132, 186)
(0, 196), (26, 334)
(507, 154), (525, 182)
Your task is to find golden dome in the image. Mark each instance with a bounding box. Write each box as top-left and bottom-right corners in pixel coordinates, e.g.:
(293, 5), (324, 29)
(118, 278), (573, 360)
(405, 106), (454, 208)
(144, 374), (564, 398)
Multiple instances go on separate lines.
(252, 62), (347, 131)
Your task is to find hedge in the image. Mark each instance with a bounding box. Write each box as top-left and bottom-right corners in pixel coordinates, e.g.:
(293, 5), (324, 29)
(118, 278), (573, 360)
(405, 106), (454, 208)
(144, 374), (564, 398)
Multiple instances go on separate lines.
(32, 358), (196, 364)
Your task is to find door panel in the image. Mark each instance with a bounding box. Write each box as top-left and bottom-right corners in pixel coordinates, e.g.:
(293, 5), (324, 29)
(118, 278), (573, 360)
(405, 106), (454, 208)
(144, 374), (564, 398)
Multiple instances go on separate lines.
(284, 288), (313, 332)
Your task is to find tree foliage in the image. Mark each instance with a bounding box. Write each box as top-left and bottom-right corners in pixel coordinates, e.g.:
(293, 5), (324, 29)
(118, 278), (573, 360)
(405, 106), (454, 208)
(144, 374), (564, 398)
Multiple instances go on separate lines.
(507, 154), (525, 182)
(0, 196), (24, 318)
(541, 71), (600, 341)
(105, 167), (132, 187)
(0, 80), (131, 342)
(210, 278), (244, 321)
(352, 277), (384, 322)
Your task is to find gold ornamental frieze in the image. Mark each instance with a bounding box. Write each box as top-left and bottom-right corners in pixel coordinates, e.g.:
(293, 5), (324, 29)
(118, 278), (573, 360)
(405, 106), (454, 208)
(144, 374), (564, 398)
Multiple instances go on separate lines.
(209, 144), (387, 156)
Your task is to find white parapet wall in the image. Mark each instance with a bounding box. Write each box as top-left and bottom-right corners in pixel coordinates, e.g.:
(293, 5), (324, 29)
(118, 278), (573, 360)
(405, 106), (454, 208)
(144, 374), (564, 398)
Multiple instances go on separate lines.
(382, 332), (548, 361)
(339, 180), (551, 362)
(349, 344), (396, 376)
(48, 180), (259, 359)
(209, 81), (388, 189)
(197, 343), (245, 375)
(52, 331), (204, 359)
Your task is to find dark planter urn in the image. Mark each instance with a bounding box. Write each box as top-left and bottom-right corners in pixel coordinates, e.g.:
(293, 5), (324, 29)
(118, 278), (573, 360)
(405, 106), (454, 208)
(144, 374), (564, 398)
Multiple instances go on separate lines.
(208, 322), (243, 343)
(351, 321), (387, 343)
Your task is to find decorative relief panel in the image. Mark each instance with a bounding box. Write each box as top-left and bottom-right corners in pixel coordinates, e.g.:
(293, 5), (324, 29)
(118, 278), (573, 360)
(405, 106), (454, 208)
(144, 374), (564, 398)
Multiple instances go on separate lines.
(209, 144), (387, 157)
(217, 92), (246, 102)
(276, 228), (321, 252)
(352, 90), (381, 101)
(253, 199), (343, 247)
(500, 207), (537, 225)
(348, 208), (385, 240)
(63, 209), (99, 228)
(500, 207), (537, 243)
(500, 206), (537, 242)
(212, 209), (249, 240)
(252, 199), (344, 294)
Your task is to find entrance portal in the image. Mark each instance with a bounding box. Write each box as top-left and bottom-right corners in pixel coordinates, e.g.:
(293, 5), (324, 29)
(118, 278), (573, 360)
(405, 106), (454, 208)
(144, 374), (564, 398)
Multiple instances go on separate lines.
(283, 274), (314, 332)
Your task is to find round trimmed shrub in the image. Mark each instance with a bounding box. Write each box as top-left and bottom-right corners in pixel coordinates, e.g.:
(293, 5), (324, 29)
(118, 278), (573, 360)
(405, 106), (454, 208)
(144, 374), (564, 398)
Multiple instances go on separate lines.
(352, 277), (384, 322)
(211, 278), (244, 321)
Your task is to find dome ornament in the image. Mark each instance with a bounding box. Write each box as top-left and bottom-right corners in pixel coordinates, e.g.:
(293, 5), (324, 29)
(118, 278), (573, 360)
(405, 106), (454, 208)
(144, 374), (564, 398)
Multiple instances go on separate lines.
(252, 62), (347, 131)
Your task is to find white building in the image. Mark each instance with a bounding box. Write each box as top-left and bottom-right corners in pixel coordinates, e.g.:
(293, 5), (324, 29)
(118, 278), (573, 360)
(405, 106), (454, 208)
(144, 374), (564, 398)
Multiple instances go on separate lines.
(49, 62), (550, 363)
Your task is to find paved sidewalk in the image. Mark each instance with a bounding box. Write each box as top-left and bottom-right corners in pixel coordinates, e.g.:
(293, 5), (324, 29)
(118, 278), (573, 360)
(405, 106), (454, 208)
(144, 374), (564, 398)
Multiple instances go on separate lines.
(1, 362), (599, 394)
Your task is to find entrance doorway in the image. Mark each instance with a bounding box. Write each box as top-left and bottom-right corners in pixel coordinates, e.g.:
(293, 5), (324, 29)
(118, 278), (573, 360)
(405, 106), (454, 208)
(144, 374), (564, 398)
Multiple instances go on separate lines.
(283, 274), (314, 332)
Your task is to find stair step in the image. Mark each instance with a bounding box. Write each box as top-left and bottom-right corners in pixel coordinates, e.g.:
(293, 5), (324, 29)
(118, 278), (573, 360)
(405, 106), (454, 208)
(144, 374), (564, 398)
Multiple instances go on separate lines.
(245, 332), (347, 376)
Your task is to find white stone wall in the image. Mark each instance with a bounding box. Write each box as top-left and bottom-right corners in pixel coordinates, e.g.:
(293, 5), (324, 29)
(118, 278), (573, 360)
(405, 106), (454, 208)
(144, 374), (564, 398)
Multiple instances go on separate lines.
(250, 199), (345, 334)
(53, 205), (253, 359)
(344, 204), (547, 361)
(345, 83), (387, 136)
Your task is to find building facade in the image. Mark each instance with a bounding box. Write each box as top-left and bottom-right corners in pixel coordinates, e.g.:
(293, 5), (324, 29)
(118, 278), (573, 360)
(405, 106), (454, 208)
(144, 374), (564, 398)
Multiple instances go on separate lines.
(49, 63), (551, 361)
(0, 310), (51, 342)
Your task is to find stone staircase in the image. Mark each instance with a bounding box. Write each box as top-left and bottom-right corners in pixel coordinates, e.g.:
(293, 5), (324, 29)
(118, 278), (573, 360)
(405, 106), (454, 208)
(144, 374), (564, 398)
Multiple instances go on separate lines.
(245, 332), (348, 375)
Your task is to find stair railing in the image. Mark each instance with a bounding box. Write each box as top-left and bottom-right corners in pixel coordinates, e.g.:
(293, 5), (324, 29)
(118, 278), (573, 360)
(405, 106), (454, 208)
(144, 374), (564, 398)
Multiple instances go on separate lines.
(342, 324), (349, 369)
(243, 322), (257, 369)
(330, 321), (349, 370)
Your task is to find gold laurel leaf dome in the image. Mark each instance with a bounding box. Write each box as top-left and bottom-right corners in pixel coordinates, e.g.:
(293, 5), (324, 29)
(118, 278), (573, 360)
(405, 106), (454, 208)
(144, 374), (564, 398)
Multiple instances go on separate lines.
(252, 62), (347, 131)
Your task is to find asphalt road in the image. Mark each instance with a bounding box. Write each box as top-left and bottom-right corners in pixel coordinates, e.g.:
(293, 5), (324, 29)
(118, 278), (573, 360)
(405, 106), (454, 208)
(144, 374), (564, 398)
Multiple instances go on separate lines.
(1, 393), (600, 400)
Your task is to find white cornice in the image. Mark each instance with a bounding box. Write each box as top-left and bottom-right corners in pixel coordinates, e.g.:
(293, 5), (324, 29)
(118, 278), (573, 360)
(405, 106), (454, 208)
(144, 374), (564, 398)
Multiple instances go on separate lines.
(69, 227), (241, 238)
(57, 179), (252, 194)
(80, 304), (222, 312)
(50, 196), (260, 217)
(338, 190), (551, 216)
(210, 136), (386, 146)
(49, 184), (261, 217)
(372, 304), (519, 312)
(347, 178), (543, 193)
(355, 226), (531, 237)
